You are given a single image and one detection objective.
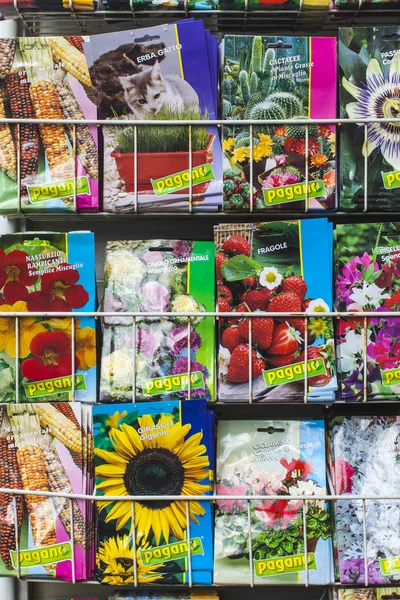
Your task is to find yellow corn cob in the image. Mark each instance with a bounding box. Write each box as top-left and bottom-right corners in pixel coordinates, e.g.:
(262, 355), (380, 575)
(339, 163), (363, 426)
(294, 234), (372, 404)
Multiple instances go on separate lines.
(55, 79), (98, 180)
(48, 38), (91, 88)
(0, 86), (16, 181)
(35, 404), (82, 454)
(29, 79), (73, 181)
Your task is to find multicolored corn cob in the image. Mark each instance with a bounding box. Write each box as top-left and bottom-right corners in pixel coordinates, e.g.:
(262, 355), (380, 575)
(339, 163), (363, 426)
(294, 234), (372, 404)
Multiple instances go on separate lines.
(0, 39), (16, 79)
(51, 403), (85, 471)
(0, 86), (17, 182)
(55, 78), (98, 180)
(29, 79), (73, 181)
(42, 444), (85, 547)
(48, 38), (91, 87)
(65, 37), (85, 54)
(0, 436), (24, 569)
(35, 404), (82, 455)
(5, 70), (40, 193)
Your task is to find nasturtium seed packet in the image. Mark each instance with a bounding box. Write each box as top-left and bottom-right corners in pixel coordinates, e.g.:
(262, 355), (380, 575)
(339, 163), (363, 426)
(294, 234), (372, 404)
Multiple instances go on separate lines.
(339, 27), (400, 211)
(93, 400), (213, 585)
(214, 419), (333, 585)
(222, 35), (337, 212)
(215, 219), (337, 402)
(100, 239), (215, 403)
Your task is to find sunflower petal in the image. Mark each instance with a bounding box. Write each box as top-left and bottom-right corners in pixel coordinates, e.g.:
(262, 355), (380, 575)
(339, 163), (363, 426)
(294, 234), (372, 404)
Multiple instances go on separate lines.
(152, 510), (162, 545)
(96, 464), (126, 477)
(137, 414), (157, 448)
(94, 448), (128, 466)
(161, 422), (191, 451)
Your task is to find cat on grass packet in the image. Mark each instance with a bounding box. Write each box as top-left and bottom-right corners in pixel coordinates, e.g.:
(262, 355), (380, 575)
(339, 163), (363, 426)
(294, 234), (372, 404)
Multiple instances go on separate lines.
(214, 419), (333, 585)
(85, 22), (221, 213)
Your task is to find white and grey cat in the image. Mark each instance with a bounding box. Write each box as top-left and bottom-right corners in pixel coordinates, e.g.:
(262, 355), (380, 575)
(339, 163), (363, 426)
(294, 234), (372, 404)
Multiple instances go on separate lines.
(119, 60), (200, 119)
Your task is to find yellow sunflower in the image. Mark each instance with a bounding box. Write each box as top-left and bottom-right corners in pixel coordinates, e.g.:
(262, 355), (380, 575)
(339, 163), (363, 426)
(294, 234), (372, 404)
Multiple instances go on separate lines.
(105, 410), (128, 431)
(95, 414), (210, 545)
(97, 535), (163, 585)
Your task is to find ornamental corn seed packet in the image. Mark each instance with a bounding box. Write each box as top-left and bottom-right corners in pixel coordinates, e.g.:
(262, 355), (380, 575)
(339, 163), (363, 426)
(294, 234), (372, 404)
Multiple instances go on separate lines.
(93, 400), (213, 585)
(335, 222), (400, 401)
(330, 416), (400, 585)
(339, 589), (400, 600)
(0, 403), (90, 580)
(215, 220), (336, 402)
(222, 36), (336, 212)
(100, 239), (215, 403)
(85, 22), (222, 213)
(214, 419), (333, 585)
(0, 37), (99, 213)
(339, 27), (400, 211)
(0, 231), (96, 403)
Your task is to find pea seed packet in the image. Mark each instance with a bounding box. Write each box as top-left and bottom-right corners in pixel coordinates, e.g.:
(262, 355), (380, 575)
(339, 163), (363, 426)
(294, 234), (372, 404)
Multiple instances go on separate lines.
(335, 222), (400, 401)
(214, 419), (333, 585)
(85, 22), (222, 213)
(100, 239), (215, 403)
(330, 415), (400, 585)
(0, 36), (99, 214)
(0, 231), (96, 403)
(339, 27), (400, 211)
(215, 219), (336, 402)
(222, 35), (336, 212)
(93, 400), (213, 585)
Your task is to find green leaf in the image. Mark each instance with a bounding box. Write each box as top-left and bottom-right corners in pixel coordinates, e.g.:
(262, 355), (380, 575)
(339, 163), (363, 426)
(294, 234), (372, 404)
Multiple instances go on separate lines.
(339, 39), (368, 86)
(281, 540), (293, 553)
(266, 537), (280, 549)
(221, 255), (262, 282)
(307, 518), (318, 530)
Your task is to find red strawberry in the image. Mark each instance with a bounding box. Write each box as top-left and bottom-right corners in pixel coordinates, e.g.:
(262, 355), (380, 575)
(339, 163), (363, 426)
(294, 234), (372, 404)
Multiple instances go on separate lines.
(216, 253), (228, 282)
(222, 327), (241, 352)
(241, 288), (272, 311)
(222, 235), (251, 257)
(226, 303), (249, 325)
(218, 297), (231, 313)
(267, 323), (299, 356)
(286, 318), (316, 344)
(268, 292), (302, 321)
(227, 344), (265, 383)
(237, 317), (274, 350)
(282, 276), (307, 300)
(298, 345), (333, 387)
(267, 352), (297, 368)
(218, 284), (233, 305)
(244, 277), (256, 287)
(303, 298), (312, 311)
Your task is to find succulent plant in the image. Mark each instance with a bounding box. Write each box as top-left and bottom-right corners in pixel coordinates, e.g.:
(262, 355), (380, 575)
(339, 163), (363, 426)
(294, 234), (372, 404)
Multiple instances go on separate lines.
(250, 72), (259, 95)
(224, 78), (239, 106)
(235, 136), (259, 149)
(286, 119), (319, 139)
(239, 70), (250, 106)
(251, 37), (263, 74)
(266, 92), (303, 119)
(248, 100), (285, 123)
(223, 99), (232, 117)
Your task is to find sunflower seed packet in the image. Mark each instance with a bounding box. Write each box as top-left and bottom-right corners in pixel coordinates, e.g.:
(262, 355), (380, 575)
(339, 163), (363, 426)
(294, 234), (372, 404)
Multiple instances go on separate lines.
(214, 419), (333, 584)
(100, 239), (215, 403)
(93, 400), (213, 585)
(339, 27), (400, 211)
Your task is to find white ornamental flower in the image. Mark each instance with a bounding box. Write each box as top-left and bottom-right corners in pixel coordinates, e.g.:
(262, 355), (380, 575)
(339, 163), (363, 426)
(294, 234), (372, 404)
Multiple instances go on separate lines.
(219, 345), (231, 375)
(259, 267), (282, 290)
(289, 480), (326, 510)
(349, 282), (390, 309)
(306, 298), (330, 313)
(338, 329), (372, 373)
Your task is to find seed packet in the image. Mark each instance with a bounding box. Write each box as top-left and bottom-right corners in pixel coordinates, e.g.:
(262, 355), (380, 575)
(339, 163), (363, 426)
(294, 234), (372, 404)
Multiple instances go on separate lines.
(100, 239), (215, 402)
(0, 37), (99, 214)
(0, 403), (91, 580)
(93, 400), (213, 585)
(215, 220), (336, 402)
(339, 27), (400, 211)
(85, 22), (222, 213)
(214, 419), (333, 585)
(339, 590), (400, 600)
(334, 222), (400, 401)
(109, 593), (219, 599)
(222, 35), (336, 212)
(0, 231), (96, 403)
(330, 415), (400, 585)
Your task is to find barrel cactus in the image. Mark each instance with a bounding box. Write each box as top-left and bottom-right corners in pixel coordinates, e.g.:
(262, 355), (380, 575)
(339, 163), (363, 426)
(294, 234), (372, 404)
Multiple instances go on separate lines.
(239, 70), (250, 106)
(270, 165), (301, 178)
(235, 136), (259, 149)
(248, 100), (285, 123)
(266, 92), (302, 119)
(234, 130), (251, 143)
(286, 119), (319, 139)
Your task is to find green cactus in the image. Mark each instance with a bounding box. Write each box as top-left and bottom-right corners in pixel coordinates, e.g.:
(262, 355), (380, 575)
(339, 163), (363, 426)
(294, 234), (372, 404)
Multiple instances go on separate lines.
(250, 72), (259, 95)
(286, 119), (319, 139)
(266, 92), (302, 119)
(234, 130), (251, 143)
(239, 70), (250, 106)
(223, 99), (232, 117)
(263, 48), (275, 75)
(235, 136), (259, 149)
(232, 106), (245, 119)
(248, 100), (285, 123)
(277, 77), (296, 94)
(251, 37), (263, 74)
(224, 78), (238, 106)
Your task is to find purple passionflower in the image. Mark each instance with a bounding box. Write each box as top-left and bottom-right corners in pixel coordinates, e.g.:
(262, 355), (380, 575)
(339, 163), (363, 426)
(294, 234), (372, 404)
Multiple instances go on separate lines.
(139, 281), (170, 311)
(172, 241), (191, 259)
(167, 327), (202, 357)
(140, 250), (164, 264)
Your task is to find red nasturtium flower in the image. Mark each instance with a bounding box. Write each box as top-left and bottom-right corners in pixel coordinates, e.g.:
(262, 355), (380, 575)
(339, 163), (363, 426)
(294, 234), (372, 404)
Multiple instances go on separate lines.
(0, 249), (38, 304)
(27, 264), (89, 312)
(21, 331), (79, 381)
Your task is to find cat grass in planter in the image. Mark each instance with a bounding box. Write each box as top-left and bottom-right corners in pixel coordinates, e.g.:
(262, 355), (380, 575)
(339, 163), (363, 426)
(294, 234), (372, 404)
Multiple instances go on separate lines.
(85, 23), (221, 213)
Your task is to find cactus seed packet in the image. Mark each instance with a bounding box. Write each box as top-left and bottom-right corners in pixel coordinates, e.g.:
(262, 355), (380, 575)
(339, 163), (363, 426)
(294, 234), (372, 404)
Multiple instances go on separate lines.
(214, 419), (333, 584)
(215, 219), (336, 402)
(100, 239), (215, 403)
(93, 400), (213, 585)
(339, 27), (400, 211)
(222, 35), (337, 212)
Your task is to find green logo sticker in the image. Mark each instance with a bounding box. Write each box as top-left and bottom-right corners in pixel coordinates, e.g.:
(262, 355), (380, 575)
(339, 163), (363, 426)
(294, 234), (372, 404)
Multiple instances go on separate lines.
(382, 170), (400, 190)
(151, 164), (215, 196)
(263, 358), (326, 387)
(380, 555), (400, 575)
(263, 180), (326, 206)
(24, 373), (86, 398)
(254, 553), (316, 577)
(140, 537), (204, 566)
(142, 371), (205, 396)
(10, 542), (72, 568)
(381, 368), (400, 387)
(27, 176), (90, 202)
